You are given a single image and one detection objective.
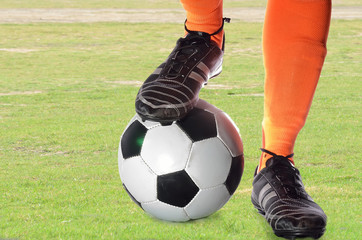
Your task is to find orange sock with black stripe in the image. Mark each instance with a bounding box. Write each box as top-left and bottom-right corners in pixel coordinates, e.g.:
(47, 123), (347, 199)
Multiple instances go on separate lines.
(259, 0), (332, 171)
(180, 0), (224, 49)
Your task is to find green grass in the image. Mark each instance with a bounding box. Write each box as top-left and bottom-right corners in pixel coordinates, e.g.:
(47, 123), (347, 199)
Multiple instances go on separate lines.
(0, 14), (361, 240)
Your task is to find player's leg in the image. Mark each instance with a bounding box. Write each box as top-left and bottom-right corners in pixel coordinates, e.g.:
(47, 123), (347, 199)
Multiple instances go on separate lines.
(182, 0), (224, 49)
(135, 0), (227, 122)
(259, 0), (331, 171)
(252, 0), (331, 239)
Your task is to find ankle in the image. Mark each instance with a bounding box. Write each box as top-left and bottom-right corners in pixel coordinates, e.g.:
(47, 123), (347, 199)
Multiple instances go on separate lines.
(258, 148), (294, 173)
(211, 31), (224, 49)
(184, 17), (229, 50)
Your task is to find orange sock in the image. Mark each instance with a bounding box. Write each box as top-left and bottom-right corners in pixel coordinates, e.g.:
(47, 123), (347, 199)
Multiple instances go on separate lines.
(180, 0), (224, 49)
(259, 0), (331, 171)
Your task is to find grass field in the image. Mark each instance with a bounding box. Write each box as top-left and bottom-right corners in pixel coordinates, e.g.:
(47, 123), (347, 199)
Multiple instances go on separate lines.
(0, 2), (361, 240)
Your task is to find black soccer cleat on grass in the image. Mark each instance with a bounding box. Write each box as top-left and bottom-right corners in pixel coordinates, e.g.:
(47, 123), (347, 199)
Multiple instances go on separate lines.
(251, 149), (327, 239)
(135, 19), (230, 123)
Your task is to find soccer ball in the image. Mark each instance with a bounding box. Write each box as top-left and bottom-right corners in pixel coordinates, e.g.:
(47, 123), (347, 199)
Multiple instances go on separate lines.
(118, 99), (244, 222)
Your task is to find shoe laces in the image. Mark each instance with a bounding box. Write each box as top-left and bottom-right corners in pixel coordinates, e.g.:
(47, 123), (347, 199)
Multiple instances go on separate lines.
(164, 35), (206, 78)
(260, 148), (306, 198)
(164, 18), (231, 79)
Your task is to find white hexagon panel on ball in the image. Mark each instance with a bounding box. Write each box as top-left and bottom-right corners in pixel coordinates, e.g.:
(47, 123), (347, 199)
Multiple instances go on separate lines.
(141, 124), (192, 175)
(186, 138), (232, 189)
(185, 184), (230, 219)
(120, 156), (157, 203)
(142, 200), (190, 222)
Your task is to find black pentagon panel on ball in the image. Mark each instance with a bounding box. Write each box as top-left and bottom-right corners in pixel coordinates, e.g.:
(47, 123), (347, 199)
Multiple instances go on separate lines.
(157, 170), (199, 208)
(121, 120), (147, 159)
(123, 184), (143, 210)
(225, 155), (244, 195)
(176, 108), (217, 142)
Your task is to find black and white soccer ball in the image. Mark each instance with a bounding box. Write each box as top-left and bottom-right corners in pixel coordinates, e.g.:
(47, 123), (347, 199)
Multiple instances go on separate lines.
(118, 99), (244, 222)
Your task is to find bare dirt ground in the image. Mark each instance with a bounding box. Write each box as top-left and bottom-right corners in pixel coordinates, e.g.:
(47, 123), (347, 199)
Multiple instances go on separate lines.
(0, 7), (361, 24)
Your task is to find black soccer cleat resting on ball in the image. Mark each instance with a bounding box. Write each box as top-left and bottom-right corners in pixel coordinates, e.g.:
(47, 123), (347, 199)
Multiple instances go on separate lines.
(251, 149), (327, 239)
(135, 19), (230, 123)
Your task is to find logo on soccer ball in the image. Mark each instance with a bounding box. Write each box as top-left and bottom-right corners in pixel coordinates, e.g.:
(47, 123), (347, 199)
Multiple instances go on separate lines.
(118, 99), (244, 222)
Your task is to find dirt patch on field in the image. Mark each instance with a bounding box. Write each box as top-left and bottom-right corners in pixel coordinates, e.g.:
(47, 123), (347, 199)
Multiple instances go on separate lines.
(0, 90), (42, 96)
(0, 48), (37, 53)
(106, 80), (143, 87)
(0, 7), (360, 24)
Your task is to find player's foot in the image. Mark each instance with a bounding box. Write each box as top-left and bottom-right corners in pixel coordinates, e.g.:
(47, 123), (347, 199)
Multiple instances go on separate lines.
(135, 19), (229, 123)
(251, 149), (327, 239)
